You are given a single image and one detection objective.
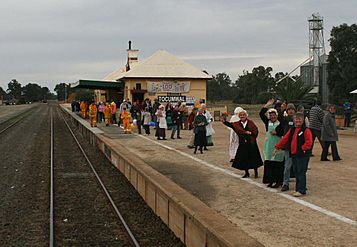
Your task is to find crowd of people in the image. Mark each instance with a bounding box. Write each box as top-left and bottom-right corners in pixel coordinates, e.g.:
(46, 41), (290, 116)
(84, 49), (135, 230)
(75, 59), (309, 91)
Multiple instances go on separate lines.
(72, 98), (194, 137)
(222, 99), (343, 197)
(72, 98), (346, 198)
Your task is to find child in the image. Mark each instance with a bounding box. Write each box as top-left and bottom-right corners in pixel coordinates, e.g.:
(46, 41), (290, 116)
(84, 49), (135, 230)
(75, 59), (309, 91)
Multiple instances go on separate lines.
(142, 107), (152, 135)
(121, 107), (132, 134)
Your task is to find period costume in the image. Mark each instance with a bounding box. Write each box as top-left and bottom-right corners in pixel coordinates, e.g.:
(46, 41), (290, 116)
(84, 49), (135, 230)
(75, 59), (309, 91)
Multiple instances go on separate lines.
(204, 110), (215, 146)
(228, 107), (243, 161)
(224, 119), (263, 172)
(259, 107), (284, 186)
(155, 108), (167, 140)
(193, 114), (208, 153)
(229, 115), (240, 161)
(187, 109), (197, 148)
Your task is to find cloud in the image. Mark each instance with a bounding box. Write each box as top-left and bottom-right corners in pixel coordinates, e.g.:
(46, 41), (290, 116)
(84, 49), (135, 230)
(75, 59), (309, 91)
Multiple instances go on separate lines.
(1, 0), (357, 91)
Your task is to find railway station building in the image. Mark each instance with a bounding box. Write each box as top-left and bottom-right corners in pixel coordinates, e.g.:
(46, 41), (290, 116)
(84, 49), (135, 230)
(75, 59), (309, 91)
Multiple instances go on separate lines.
(95, 45), (212, 106)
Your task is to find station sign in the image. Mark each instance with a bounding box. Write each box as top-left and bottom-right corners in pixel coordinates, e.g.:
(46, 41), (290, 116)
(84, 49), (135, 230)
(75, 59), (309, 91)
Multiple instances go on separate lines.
(158, 96), (186, 103)
(147, 81), (190, 93)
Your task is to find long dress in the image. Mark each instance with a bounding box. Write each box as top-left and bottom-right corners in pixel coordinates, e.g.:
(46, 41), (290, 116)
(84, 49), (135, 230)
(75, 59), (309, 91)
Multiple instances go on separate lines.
(229, 115), (240, 161)
(262, 121), (284, 184)
(224, 120), (263, 170)
(193, 115), (208, 147)
(204, 110), (215, 146)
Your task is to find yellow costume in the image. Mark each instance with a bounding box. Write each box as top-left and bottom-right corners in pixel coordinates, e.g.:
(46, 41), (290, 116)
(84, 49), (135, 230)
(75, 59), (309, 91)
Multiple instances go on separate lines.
(80, 101), (87, 119)
(103, 105), (111, 126)
(121, 111), (132, 133)
(89, 103), (97, 127)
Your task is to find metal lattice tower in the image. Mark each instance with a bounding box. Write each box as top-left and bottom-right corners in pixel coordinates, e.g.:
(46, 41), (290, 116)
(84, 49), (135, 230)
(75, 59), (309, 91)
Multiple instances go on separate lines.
(308, 13), (325, 87)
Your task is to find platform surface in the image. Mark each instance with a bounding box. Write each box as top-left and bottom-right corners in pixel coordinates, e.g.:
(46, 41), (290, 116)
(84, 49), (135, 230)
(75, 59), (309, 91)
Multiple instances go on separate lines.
(63, 104), (357, 247)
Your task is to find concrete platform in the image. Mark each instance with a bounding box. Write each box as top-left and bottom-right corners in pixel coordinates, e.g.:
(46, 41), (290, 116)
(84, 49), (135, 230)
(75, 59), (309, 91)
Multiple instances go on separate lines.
(61, 104), (357, 247)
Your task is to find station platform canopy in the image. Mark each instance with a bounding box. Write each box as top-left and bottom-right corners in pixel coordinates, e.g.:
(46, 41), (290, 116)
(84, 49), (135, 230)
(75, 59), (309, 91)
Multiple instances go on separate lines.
(70, 79), (123, 90)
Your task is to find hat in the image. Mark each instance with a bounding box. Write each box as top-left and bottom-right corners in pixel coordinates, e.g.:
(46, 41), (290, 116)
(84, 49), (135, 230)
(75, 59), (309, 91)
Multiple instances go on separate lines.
(238, 109), (248, 117)
(230, 115), (240, 123)
(287, 103), (296, 111)
(267, 108), (278, 115)
(159, 104), (165, 108)
(234, 107), (244, 115)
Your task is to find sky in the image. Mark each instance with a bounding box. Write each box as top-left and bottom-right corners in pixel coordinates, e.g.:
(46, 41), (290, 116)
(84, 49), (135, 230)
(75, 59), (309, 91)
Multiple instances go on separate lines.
(1, 0), (356, 92)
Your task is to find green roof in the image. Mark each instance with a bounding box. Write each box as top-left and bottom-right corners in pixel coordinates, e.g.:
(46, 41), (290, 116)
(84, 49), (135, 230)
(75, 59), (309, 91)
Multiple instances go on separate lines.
(70, 79), (123, 90)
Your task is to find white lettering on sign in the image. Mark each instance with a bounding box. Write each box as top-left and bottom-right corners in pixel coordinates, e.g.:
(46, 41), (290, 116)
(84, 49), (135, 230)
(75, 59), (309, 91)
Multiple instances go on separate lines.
(147, 81), (190, 93)
(158, 96), (186, 103)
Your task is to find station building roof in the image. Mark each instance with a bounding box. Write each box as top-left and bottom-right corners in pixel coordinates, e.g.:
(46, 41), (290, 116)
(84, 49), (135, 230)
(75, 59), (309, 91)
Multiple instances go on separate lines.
(104, 50), (212, 81)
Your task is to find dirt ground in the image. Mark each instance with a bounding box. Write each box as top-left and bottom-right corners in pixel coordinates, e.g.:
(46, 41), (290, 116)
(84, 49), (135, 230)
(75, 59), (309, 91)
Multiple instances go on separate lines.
(0, 104), (37, 124)
(84, 107), (357, 247)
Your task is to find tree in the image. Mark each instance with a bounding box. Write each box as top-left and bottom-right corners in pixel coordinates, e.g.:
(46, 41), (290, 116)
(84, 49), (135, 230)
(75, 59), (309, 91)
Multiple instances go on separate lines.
(327, 23), (357, 103)
(233, 66), (274, 104)
(22, 83), (43, 102)
(274, 77), (314, 103)
(207, 72), (233, 102)
(41, 87), (56, 100)
(54, 83), (69, 101)
(0, 86), (5, 96)
(7, 79), (22, 100)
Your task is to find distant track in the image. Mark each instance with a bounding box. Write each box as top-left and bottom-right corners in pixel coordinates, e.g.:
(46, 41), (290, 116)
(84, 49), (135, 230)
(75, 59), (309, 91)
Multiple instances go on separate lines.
(0, 106), (39, 135)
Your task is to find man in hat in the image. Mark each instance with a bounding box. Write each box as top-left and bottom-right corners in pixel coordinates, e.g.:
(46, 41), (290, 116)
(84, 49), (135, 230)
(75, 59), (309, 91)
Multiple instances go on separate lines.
(277, 103), (296, 191)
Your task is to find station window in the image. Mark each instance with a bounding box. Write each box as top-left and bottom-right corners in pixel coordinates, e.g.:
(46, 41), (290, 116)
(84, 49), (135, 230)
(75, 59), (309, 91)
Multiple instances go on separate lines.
(136, 83), (141, 90)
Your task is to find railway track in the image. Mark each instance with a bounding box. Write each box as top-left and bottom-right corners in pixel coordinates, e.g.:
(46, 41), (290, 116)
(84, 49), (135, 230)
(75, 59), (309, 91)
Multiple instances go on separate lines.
(50, 106), (140, 246)
(0, 105), (39, 135)
(0, 103), (183, 246)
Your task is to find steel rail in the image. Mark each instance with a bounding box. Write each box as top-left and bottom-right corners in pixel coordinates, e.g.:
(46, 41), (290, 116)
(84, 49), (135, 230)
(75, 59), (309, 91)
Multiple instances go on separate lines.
(57, 108), (141, 247)
(49, 108), (55, 247)
(0, 107), (38, 135)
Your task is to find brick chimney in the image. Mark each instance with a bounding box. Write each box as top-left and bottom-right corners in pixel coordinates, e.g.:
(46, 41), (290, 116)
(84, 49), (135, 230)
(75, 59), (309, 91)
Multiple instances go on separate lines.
(126, 41), (139, 71)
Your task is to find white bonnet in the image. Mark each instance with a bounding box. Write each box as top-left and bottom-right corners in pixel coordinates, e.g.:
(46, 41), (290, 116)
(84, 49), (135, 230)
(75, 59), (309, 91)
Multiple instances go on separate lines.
(234, 107), (244, 115)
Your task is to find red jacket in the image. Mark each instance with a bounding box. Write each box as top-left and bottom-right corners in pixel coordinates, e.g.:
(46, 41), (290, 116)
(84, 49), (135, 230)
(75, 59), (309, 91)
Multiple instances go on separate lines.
(275, 127), (313, 155)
